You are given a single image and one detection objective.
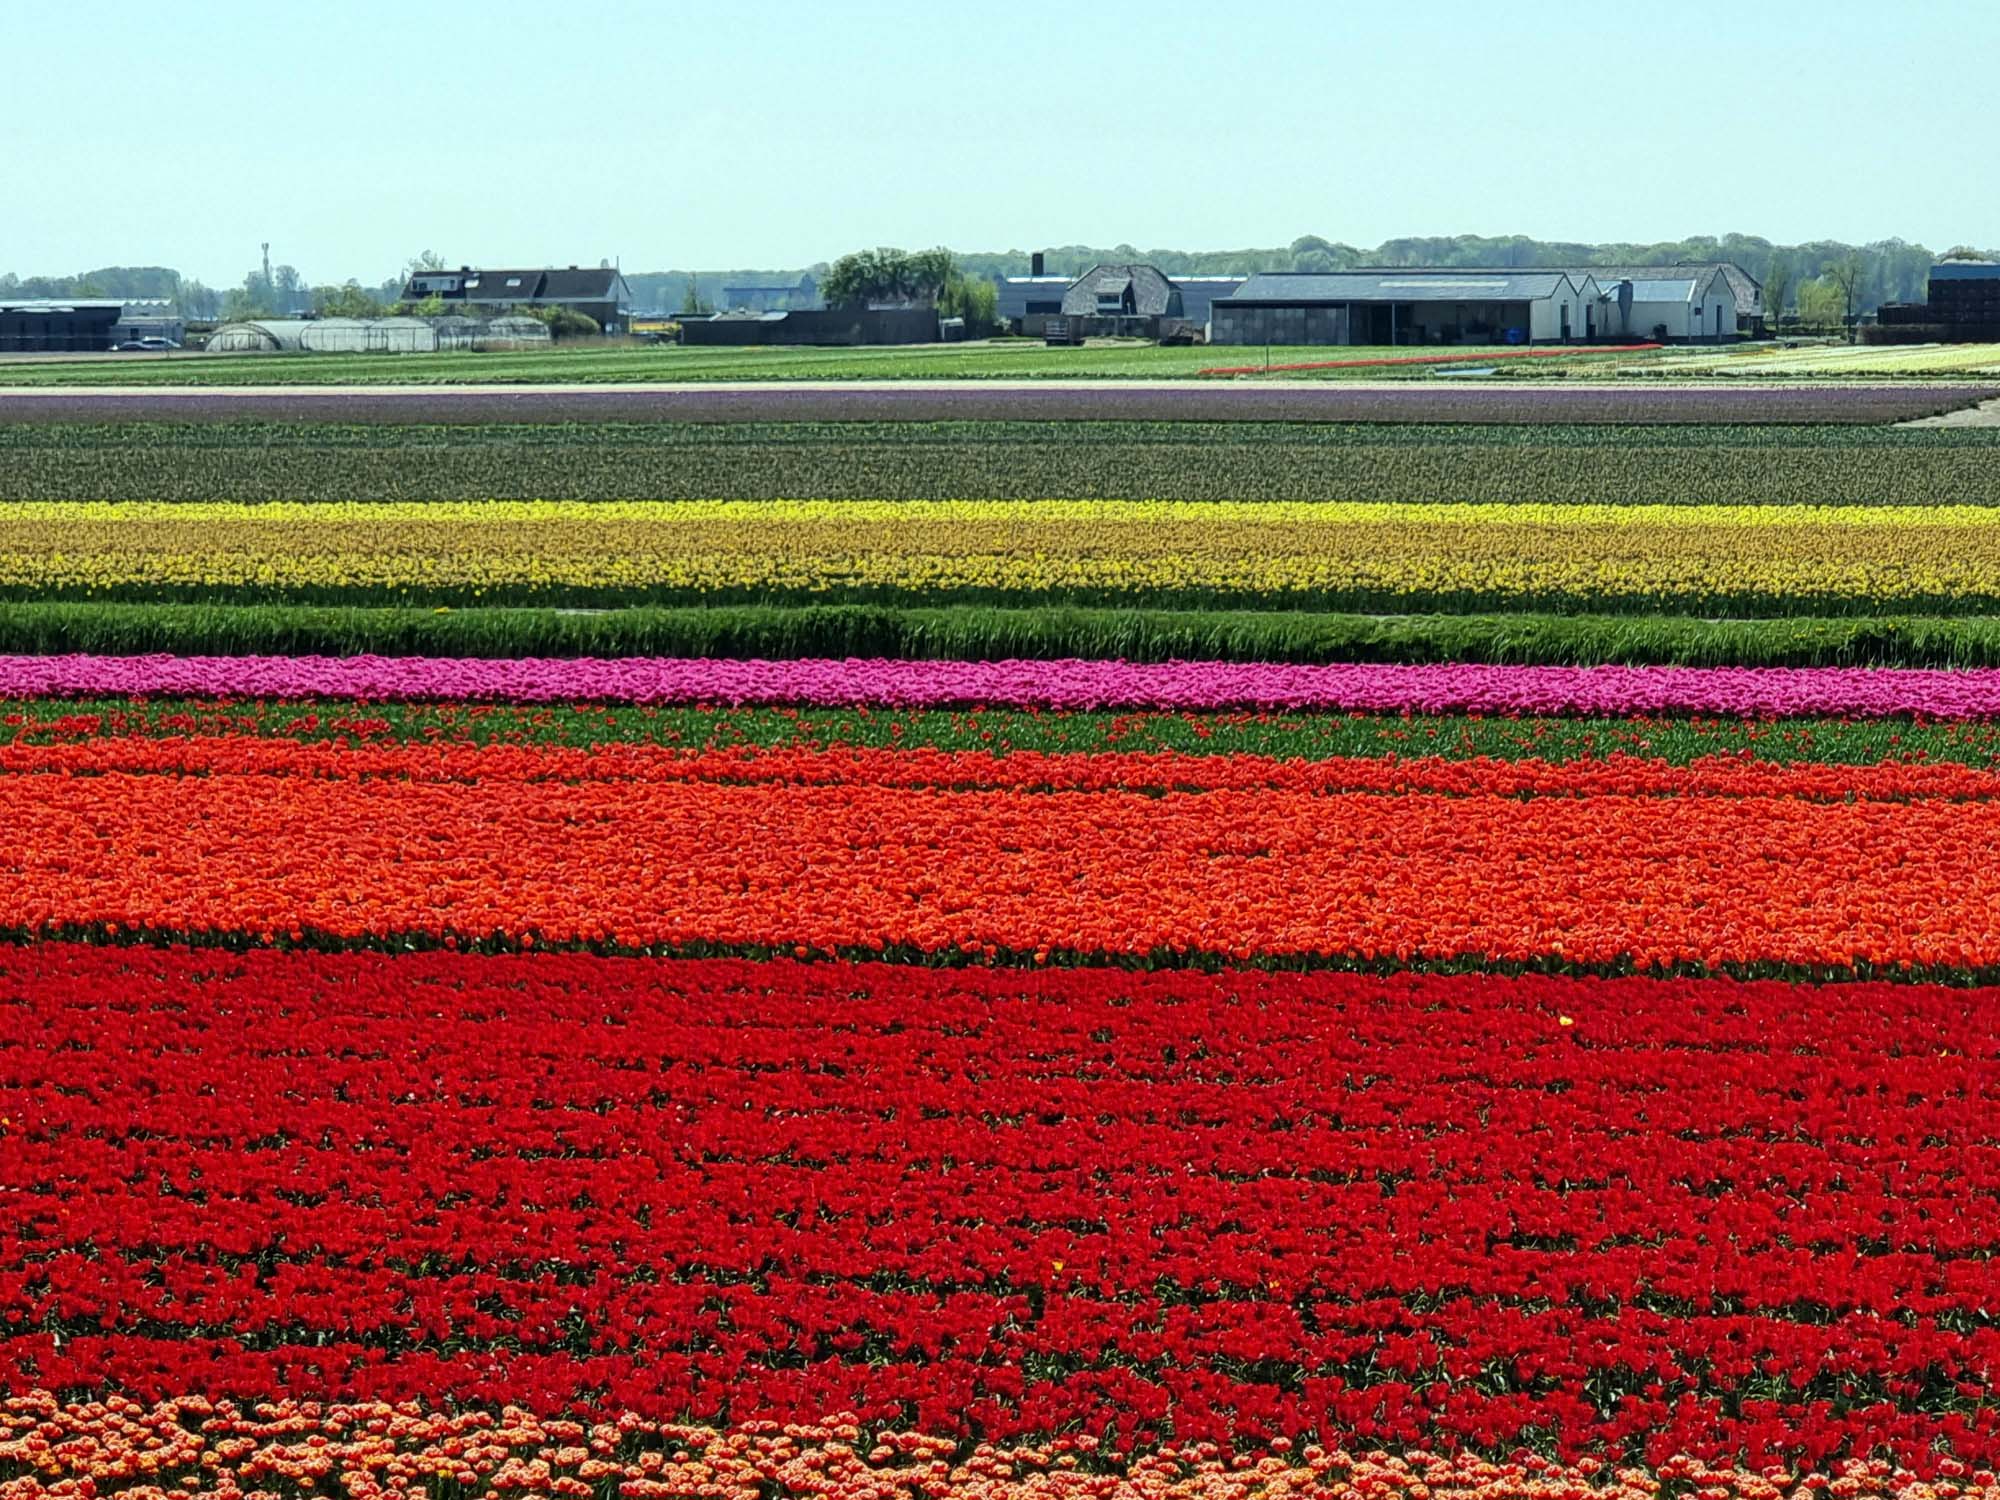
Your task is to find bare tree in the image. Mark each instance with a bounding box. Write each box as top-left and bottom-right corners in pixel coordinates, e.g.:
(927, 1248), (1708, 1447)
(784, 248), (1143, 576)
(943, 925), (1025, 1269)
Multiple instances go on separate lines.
(1826, 252), (1867, 336)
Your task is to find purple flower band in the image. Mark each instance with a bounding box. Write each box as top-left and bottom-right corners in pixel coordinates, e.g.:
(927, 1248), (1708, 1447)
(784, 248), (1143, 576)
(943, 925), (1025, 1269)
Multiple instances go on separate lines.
(7, 654), (2000, 718)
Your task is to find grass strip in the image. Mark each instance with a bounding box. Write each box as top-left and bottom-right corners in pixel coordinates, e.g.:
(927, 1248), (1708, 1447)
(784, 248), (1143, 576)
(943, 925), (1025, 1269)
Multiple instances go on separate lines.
(8, 697), (1987, 765)
(16, 602), (2000, 666)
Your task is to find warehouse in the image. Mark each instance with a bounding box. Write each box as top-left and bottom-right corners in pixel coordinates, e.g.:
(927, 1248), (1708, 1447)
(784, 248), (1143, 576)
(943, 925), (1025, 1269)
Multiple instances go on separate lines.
(1211, 271), (1600, 347)
(0, 298), (124, 352)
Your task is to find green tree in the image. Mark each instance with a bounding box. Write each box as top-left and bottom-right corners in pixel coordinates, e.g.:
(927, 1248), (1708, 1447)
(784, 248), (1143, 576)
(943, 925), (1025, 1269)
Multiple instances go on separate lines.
(822, 247), (915, 307)
(937, 274), (998, 333)
(313, 281), (387, 319)
(680, 275), (709, 315)
(273, 264), (305, 314)
(1796, 277), (1843, 328)
(520, 304), (601, 339)
(176, 279), (220, 320)
(1761, 254), (1796, 321)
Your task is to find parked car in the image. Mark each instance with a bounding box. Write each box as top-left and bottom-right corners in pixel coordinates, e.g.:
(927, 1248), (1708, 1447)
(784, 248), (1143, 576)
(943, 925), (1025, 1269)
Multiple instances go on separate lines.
(109, 337), (181, 352)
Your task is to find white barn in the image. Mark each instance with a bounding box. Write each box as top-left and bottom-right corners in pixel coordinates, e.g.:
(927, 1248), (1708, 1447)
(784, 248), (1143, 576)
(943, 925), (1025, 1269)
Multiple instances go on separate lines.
(1597, 268), (1735, 342)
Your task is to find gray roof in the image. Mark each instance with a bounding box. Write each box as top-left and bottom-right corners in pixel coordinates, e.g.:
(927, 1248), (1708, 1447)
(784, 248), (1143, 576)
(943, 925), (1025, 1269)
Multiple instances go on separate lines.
(404, 266), (628, 304)
(0, 298), (125, 312)
(1061, 263), (1179, 317)
(1622, 278), (1702, 302)
(994, 275), (1074, 319)
(537, 267), (626, 300)
(1172, 276), (1248, 321)
(1226, 271), (1582, 304)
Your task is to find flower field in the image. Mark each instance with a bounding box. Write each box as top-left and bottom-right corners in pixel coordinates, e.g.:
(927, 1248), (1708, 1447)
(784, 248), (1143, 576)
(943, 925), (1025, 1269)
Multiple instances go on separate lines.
(23, 499), (2000, 614)
(4, 390), (2000, 1500)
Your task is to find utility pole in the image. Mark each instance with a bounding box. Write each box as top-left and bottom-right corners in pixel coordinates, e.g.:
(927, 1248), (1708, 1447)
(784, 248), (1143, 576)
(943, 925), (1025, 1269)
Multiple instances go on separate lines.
(261, 243), (271, 287)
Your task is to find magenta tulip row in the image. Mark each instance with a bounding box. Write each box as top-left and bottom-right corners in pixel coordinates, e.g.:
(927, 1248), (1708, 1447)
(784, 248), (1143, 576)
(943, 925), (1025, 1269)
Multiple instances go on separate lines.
(8, 653), (2000, 717)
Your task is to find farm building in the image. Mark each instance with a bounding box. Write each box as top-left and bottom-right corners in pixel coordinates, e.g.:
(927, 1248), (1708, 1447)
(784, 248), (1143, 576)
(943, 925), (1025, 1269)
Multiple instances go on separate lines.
(1210, 271), (1601, 347)
(400, 265), (633, 333)
(203, 317), (551, 354)
(112, 299), (186, 346)
(0, 298), (124, 352)
(993, 258), (1245, 337)
(995, 275), (1073, 325)
(1871, 259), (2000, 343)
(720, 275), (821, 312)
(1593, 268), (1737, 342)
(679, 307), (939, 347)
(1572, 263), (1763, 336)
(1061, 264), (1183, 332)
(1172, 276), (1248, 327)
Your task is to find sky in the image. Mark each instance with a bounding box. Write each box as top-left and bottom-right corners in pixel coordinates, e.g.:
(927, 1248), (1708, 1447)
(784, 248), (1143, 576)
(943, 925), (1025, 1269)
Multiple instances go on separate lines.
(5, 0), (1997, 286)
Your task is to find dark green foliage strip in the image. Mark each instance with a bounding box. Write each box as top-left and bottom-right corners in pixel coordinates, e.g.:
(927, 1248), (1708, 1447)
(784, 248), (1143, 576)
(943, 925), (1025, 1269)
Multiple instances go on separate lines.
(7, 421), (2000, 504)
(15, 695), (2000, 766)
(17, 602), (2000, 667)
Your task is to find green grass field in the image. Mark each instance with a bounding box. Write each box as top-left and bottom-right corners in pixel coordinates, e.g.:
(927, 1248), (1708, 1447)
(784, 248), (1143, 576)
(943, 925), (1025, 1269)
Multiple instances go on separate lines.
(0, 339), (1655, 387)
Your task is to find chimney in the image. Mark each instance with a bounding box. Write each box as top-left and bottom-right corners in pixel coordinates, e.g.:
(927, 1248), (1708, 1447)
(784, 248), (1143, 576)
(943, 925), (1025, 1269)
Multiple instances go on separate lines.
(1031, 252), (1045, 277)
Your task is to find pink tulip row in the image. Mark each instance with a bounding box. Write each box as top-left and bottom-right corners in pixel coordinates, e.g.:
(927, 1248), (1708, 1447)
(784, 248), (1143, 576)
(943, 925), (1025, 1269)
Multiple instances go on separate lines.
(9, 653), (2000, 717)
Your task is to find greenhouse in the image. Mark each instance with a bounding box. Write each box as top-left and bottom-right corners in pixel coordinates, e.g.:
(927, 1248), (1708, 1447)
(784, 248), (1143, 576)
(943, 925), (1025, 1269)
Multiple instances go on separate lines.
(429, 316), (554, 351)
(203, 316), (552, 355)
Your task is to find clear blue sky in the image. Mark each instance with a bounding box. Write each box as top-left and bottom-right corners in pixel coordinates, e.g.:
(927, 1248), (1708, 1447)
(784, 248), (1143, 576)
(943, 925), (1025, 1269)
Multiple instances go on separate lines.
(6, 0), (1995, 286)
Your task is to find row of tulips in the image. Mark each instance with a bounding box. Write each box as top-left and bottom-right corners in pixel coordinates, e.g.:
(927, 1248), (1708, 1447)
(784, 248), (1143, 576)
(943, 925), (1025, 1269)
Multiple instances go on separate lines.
(4, 1392), (1976, 1500)
(19, 734), (2000, 803)
(17, 655), (2000, 717)
(6, 948), (2000, 1471)
(7, 729), (2000, 969)
(25, 501), (2000, 614)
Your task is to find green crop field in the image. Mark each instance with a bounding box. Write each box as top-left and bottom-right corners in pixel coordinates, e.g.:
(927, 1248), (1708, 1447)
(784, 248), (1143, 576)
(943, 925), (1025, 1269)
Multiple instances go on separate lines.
(6, 419), (1998, 504)
(7, 411), (2000, 663)
(0, 339), (1660, 387)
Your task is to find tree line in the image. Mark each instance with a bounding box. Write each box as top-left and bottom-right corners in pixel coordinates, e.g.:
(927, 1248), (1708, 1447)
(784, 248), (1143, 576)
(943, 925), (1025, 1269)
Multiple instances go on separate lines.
(8, 233), (1993, 326)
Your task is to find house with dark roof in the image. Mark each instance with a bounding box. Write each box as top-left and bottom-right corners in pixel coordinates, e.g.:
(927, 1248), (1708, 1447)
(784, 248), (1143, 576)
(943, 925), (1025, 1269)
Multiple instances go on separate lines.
(1211, 270), (1600, 347)
(400, 265), (633, 333)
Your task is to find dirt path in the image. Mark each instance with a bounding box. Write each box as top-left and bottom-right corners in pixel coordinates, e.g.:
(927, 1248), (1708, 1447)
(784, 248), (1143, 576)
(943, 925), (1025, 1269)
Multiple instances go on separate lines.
(1900, 396), (2000, 428)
